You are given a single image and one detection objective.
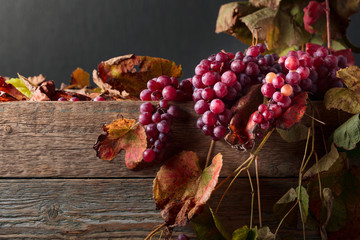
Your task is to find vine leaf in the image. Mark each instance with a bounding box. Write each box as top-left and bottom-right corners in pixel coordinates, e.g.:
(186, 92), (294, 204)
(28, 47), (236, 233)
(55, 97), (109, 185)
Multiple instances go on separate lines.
(226, 84), (262, 149)
(68, 67), (90, 89)
(93, 118), (147, 170)
(93, 54), (182, 98)
(325, 66), (360, 114)
(276, 123), (309, 143)
(332, 114), (360, 150)
(303, 1), (325, 34)
(297, 186), (309, 222)
(304, 143), (340, 179)
(153, 152), (223, 227)
(192, 207), (228, 240)
(232, 226), (257, 240)
(276, 92), (308, 130)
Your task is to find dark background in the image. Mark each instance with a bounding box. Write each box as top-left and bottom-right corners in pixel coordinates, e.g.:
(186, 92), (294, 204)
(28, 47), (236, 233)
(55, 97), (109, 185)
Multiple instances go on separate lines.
(0, 0), (359, 87)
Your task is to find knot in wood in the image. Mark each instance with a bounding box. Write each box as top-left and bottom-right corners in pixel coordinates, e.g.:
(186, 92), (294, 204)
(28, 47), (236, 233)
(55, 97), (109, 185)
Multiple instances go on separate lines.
(46, 204), (59, 220)
(3, 125), (12, 134)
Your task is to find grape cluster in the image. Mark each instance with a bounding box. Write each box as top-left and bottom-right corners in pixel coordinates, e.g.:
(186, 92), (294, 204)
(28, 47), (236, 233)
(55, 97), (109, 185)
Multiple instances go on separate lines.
(277, 48), (347, 99)
(139, 75), (184, 163)
(191, 44), (282, 140)
(253, 48), (348, 136)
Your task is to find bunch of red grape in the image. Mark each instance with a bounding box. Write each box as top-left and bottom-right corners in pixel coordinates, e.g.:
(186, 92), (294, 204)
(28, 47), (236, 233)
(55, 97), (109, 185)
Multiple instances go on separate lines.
(253, 47), (348, 135)
(138, 75), (186, 163)
(191, 44), (282, 140)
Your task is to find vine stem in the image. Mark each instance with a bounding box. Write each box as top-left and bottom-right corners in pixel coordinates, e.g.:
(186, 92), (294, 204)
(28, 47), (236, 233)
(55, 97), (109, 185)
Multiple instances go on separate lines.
(205, 140), (215, 168)
(255, 156), (262, 228)
(325, 0), (331, 48)
(274, 199), (300, 236)
(246, 169), (255, 229)
(144, 223), (167, 240)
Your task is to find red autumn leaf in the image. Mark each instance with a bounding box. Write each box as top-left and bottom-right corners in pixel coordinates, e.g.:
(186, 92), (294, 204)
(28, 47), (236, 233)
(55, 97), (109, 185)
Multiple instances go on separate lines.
(0, 77), (28, 101)
(225, 84), (262, 149)
(303, 1), (326, 34)
(306, 43), (355, 66)
(93, 118), (147, 170)
(276, 92), (308, 129)
(93, 54), (182, 98)
(153, 151), (223, 226)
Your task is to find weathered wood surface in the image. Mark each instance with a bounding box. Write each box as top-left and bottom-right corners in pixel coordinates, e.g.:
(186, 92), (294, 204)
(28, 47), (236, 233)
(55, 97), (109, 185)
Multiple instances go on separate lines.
(0, 178), (320, 239)
(0, 101), (347, 178)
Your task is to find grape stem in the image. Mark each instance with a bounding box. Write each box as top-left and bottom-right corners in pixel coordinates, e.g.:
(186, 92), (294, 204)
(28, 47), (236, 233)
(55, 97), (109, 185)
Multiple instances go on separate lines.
(325, 0), (331, 48)
(246, 169), (255, 229)
(144, 222), (167, 240)
(205, 140), (215, 169)
(255, 156), (262, 228)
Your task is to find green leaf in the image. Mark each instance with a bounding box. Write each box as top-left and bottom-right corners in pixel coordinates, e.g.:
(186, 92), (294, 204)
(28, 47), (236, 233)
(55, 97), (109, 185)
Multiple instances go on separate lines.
(247, 227), (257, 240)
(6, 78), (33, 99)
(257, 226), (276, 240)
(232, 226), (249, 240)
(333, 114), (360, 150)
(273, 188), (298, 227)
(304, 143), (340, 178)
(276, 123), (309, 143)
(296, 186), (309, 222)
(210, 208), (232, 240)
(192, 207), (227, 240)
(325, 66), (360, 114)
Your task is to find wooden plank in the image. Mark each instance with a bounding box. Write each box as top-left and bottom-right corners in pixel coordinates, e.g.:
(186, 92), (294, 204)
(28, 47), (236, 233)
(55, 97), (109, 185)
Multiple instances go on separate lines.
(0, 178), (320, 239)
(0, 101), (347, 178)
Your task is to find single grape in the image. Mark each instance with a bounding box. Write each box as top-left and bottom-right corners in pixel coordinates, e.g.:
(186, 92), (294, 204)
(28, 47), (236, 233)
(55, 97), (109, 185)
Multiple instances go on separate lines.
(238, 74), (251, 86)
(278, 96), (292, 109)
(264, 54), (275, 66)
(296, 66), (310, 80)
(192, 89), (203, 102)
(201, 87), (215, 101)
(151, 91), (162, 101)
(272, 75), (285, 89)
(157, 76), (171, 88)
(157, 120), (171, 133)
(286, 71), (301, 85)
(195, 64), (209, 75)
(159, 133), (167, 143)
(313, 47), (328, 58)
(300, 78), (312, 91)
(139, 112), (153, 125)
(227, 52), (235, 60)
(300, 54), (313, 68)
(221, 70), (237, 86)
(285, 56), (299, 70)
(337, 55), (347, 68)
(218, 109), (232, 125)
(287, 50), (298, 57)
(258, 104), (268, 113)
(224, 87), (237, 101)
(210, 61), (221, 71)
(152, 112), (162, 123)
(213, 82), (228, 98)
(269, 104), (282, 118)
(170, 77), (179, 87)
(265, 72), (277, 84)
(235, 51), (244, 60)
(257, 43), (266, 53)
(272, 91), (284, 103)
(252, 112), (263, 124)
(143, 149), (156, 163)
(262, 109), (274, 121)
(256, 131), (264, 139)
(324, 55), (338, 69)
(246, 46), (260, 57)
(162, 86), (177, 101)
(313, 57), (324, 67)
(146, 123), (159, 138)
(230, 60), (245, 73)
(213, 125), (227, 139)
(196, 117), (205, 129)
(70, 97), (79, 101)
(154, 140), (163, 150)
(210, 99), (225, 114)
(281, 84), (293, 97)
(260, 120), (270, 130)
(202, 124), (214, 136)
(192, 75), (205, 88)
(233, 81), (242, 93)
(202, 111), (217, 126)
(216, 52), (229, 62)
(258, 57), (267, 66)
(261, 83), (276, 98)
(161, 113), (173, 124)
(147, 80), (160, 92)
(202, 71), (218, 86)
(180, 79), (192, 91)
(140, 102), (154, 113)
(245, 62), (260, 76)
(208, 54), (216, 61)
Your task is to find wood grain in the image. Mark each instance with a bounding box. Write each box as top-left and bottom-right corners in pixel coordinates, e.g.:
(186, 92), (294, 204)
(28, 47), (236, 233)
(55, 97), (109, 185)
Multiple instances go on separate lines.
(0, 178), (320, 239)
(0, 101), (348, 178)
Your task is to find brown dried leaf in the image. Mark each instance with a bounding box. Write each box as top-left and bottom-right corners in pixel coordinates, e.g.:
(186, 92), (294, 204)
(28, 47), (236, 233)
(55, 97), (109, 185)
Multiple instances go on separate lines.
(92, 69), (130, 98)
(68, 67), (90, 89)
(153, 152), (223, 226)
(0, 76), (28, 101)
(93, 54), (182, 98)
(93, 118), (147, 170)
(27, 74), (46, 86)
(29, 81), (56, 101)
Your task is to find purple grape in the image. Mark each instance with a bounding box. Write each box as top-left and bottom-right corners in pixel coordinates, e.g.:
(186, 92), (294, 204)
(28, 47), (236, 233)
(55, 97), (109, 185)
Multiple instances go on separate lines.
(167, 105), (180, 118)
(157, 120), (171, 133)
(159, 99), (168, 108)
(201, 87), (214, 101)
(157, 76), (171, 88)
(194, 100), (209, 115)
(195, 64), (209, 75)
(213, 125), (227, 139)
(162, 86), (177, 101)
(140, 89), (152, 101)
(230, 60), (245, 73)
(245, 62), (260, 76)
(152, 112), (162, 123)
(139, 112), (153, 125)
(146, 123), (159, 138)
(140, 102), (154, 113)
(143, 149), (155, 162)
(202, 111), (217, 126)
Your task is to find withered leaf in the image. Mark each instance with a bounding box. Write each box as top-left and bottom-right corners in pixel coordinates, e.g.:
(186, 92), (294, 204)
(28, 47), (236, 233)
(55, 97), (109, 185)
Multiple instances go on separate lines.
(27, 74), (46, 86)
(153, 152), (223, 226)
(225, 84), (262, 149)
(333, 114), (360, 150)
(325, 66), (360, 114)
(276, 92), (308, 130)
(276, 123), (309, 143)
(29, 81), (56, 101)
(68, 67), (90, 89)
(93, 54), (182, 98)
(94, 118), (147, 170)
(92, 69), (130, 98)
